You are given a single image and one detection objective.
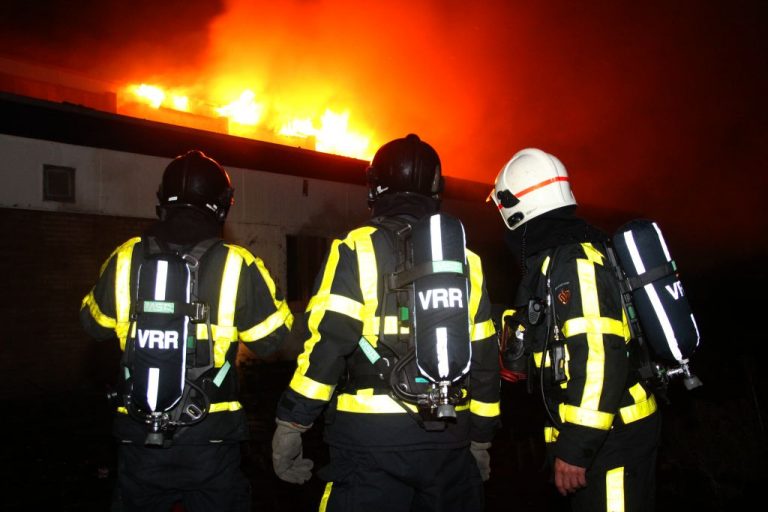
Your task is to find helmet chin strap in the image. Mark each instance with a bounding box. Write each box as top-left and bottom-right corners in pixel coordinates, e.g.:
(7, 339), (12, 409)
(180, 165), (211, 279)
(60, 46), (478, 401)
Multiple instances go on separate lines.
(520, 223), (529, 276)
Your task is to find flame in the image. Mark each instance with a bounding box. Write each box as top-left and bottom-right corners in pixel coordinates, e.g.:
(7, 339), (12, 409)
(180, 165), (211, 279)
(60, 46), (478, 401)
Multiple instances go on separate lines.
(131, 84), (165, 109)
(121, 82), (374, 161)
(215, 90), (263, 126)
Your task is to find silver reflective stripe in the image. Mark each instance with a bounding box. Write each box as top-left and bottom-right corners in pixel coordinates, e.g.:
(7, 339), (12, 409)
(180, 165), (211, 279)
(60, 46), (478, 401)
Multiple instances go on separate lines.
(691, 314), (701, 347)
(147, 367), (159, 411)
(652, 222), (672, 261)
(623, 230), (682, 361)
(430, 214), (443, 261)
(623, 231), (646, 274)
(154, 260), (168, 300)
(436, 327), (449, 378)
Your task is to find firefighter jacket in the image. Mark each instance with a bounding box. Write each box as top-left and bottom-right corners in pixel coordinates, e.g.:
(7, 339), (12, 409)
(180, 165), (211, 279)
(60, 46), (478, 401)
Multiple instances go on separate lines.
(276, 212), (501, 450)
(516, 237), (658, 469)
(80, 233), (293, 445)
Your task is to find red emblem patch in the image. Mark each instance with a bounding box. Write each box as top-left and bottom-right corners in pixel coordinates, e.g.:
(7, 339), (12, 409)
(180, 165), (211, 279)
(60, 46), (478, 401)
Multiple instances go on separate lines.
(557, 288), (571, 305)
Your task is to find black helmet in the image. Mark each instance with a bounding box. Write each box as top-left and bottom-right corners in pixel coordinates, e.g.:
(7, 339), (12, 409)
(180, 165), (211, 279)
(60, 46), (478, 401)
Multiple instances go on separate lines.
(366, 134), (444, 206)
(157, 150), (234, 222)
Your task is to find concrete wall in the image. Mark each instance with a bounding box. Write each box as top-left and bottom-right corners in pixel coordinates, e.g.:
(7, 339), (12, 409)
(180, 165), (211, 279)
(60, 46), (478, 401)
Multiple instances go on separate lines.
(0, 133), (372, 287)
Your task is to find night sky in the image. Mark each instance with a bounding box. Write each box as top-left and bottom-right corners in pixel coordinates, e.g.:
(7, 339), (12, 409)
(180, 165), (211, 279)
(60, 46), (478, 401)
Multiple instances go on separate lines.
(1, 0), (766, 261)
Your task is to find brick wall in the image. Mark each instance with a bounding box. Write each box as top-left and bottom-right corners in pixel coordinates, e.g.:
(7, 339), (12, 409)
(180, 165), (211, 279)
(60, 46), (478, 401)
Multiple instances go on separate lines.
(0, 207), (153, 399)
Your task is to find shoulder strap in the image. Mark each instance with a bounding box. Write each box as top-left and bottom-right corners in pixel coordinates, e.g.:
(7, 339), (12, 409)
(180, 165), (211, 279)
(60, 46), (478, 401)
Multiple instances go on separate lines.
(603, 238), (665, 394)
(181, 238), (222, 304)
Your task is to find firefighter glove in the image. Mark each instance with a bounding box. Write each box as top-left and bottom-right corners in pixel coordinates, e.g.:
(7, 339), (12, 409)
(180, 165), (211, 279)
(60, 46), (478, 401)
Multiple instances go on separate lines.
(272, 418), (314, 484)
(470, 441), (492, 482)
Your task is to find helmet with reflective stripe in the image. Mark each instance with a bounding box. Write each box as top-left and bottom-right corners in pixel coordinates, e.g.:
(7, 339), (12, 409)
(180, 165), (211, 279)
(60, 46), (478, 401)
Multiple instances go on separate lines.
(489, 148), (576, 230)
(157, 150), (234, 222)
(366, 134), (443, 206)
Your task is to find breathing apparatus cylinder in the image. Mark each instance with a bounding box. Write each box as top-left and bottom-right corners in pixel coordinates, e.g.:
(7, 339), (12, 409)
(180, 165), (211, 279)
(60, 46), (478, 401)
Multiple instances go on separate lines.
(610, 219), (702, 390)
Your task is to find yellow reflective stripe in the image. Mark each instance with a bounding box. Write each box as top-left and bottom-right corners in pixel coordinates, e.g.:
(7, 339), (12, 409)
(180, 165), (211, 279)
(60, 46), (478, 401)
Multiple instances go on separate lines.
(627, 382), (648, 403)
(501, 309), (517, 322)
(337, 389), (417, 413)
(307, 295), (409, 341)
(541, 255), (550, 275)
(218, 246), (242, 330)
(321, 293), (364, 321)
(252, 252), (294, 332)
(195, 323), (236, 340)
(204, 247), (241, 368)
(470, 399), (500, 417)
(466, 250), (483, 322)
(619, 394), (657, 424)
(319, 482), (333, 512)
(559, 403), (614, 430)
(355, 228), (379, 338)
(81, 291), (115, 329)
(533, 346), (570, 369)
(471, 318), (496, 342)
(562, 317), (629, 339)
(240, 301), (293, 341)
(117, 401), (241, 414)
(576, 258), (605, 411)
(208, 401), (243, 412)
(298, 237), (344, 375)
(193, 326), (233, 369)
(289, 372), (335, 402)
(115, 238), (141, 350)
(581, 242), (605, 265)
(336, 390), (470, 414)
(543, 425), (559, 443)
(606, 467), (625, 512)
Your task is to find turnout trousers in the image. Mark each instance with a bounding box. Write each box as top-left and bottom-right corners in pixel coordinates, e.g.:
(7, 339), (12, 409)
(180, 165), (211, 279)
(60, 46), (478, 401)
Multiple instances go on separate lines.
(318, 445), (485, 512)
(115, 441), (251, 512)
(560, 412), (661, 512)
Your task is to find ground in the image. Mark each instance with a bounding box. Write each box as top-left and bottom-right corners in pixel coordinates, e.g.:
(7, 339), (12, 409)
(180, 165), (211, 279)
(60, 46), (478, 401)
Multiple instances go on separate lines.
(1, 353), (764, 511)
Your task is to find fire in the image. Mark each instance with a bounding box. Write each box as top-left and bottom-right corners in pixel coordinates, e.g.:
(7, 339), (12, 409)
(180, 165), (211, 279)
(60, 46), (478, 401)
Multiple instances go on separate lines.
(130, 84), (166, 109)
(216, 90), (263, 126)
(122, 82), (373, 161)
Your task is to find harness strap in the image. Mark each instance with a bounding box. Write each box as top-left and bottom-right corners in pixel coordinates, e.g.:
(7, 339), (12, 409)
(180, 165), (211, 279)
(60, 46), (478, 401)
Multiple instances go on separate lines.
(388, 260), (466, 289)
(626, 261), (676, 291)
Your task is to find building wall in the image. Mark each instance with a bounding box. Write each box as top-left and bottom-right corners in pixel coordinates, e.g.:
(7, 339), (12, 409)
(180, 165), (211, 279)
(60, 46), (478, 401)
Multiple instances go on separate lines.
(0, 134), (511, 400)
(0, 133), (373, 282)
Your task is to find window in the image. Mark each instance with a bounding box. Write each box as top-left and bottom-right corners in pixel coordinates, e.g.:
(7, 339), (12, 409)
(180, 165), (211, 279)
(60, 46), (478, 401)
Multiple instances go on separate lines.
(43, 164), (75, 202)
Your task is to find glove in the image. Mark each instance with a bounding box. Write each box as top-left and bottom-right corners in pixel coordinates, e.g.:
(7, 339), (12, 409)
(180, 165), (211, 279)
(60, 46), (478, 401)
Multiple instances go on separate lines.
(470, 441), (492, 482)
(272, 418), (314, 484)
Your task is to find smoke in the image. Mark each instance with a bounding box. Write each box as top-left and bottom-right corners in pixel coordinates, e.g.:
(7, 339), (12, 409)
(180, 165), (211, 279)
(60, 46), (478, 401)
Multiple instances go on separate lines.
(1, 0), (766, 255)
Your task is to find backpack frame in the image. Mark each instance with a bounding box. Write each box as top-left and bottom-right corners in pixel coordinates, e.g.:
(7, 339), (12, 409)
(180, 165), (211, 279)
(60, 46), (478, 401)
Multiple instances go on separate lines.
(122, 236), (220, 446)
(359, 213), (473, 431)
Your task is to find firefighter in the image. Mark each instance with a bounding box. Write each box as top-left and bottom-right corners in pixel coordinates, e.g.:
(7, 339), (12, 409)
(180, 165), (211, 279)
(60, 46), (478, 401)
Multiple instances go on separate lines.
(271, 134), (501, 511)
(488, 148), (661, 511)
(80, 150), (293, 512)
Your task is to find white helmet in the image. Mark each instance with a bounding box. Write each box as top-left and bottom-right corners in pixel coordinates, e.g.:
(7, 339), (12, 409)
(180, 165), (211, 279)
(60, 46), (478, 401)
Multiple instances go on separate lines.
(488, 148), (576, 230)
